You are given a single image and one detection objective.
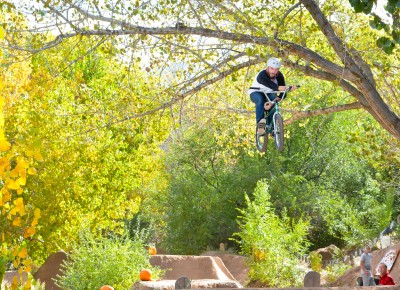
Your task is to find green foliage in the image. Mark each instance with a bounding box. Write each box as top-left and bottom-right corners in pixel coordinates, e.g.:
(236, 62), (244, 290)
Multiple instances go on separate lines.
(159, 76), (399, 255)
(160, 123), (260, 254)
(56, 226), (161, 290)
(3, 38), (170, 262)
(349, 0), (399, 53)
(324, 262), (352, 284)
(308, 252), (323, 272)
(233, 180), (310, 287)
(277, 111), (399, 248)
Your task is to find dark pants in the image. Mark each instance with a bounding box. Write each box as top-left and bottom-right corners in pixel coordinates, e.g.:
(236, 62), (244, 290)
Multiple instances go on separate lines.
(250, 91), (278, 124)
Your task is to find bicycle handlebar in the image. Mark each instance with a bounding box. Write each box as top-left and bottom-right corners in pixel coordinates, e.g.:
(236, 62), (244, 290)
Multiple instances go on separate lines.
(263, 85), (301, 103)
(268, 85), (301, 94)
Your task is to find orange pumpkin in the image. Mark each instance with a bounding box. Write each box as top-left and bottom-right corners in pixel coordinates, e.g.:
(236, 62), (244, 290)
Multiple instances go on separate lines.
(100, 286), (114, 290)
(148, 246), (157, 255)
(140, 269), (152, 281)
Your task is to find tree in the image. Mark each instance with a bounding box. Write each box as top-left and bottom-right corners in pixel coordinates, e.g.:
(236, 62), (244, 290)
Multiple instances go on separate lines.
(348, 0), (399, 53)
(2, 0), (400, 139)
(3, 37), (171, 260)
(234, 180), (310, 287)
(0, 26), (41, 289)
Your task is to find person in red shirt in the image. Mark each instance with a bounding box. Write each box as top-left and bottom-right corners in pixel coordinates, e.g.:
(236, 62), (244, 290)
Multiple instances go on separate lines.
(378, 262), (396, 285)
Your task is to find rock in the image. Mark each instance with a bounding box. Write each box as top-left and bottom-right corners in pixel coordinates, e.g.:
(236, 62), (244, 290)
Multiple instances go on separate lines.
(175, 276), (191, 289)
(33, 251), (68, 290)
(304, 271), (321, 287)
(313, 244), (340, 261)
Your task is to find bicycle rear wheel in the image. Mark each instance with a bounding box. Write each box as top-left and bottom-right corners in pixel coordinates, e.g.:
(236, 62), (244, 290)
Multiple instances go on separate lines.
(255, 130), (268, 153)
(273, 114), (284, 151)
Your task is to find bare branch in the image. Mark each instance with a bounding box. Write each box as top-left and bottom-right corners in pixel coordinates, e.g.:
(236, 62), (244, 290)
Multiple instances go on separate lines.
(80, 57), (261, 134)
(274, 2), (302, 38)
(282, 60), (369, 106)
(284, 102), (363, 124)
(191, 102), (363, 124)
(300, 0), (400, 138)
(187, 0), (204, 27)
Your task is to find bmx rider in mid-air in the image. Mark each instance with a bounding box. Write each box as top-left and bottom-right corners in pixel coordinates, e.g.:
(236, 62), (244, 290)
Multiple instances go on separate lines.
(248, 57), (299, 134)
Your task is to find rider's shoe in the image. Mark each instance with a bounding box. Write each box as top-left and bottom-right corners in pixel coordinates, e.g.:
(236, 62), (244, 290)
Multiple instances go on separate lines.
(257, 119), (266, 134)
(270, 131), (275, 138)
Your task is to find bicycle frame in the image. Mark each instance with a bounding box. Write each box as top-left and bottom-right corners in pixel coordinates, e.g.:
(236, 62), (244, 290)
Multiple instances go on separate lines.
(254, 88), (290, 152)
(262, 89), (288, 134)
(263, 103), (280, 134)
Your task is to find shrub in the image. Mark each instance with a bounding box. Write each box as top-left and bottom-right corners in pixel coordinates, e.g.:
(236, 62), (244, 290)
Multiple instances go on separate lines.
(309, 251), (323, 272)
(56, 227), (162, 290)
(324, 262), (351, 284)
(233, 180), (310, 287)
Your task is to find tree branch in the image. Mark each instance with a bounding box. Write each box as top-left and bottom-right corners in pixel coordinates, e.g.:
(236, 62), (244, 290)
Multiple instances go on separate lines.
(192, 102), (363, 125)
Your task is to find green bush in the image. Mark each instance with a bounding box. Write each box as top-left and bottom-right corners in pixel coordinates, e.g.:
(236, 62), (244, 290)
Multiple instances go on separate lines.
(324, 262), (351, 283)
(56, 228), (162, 290)
(308, 251), (323, 272)
(233, 180), (310, 287)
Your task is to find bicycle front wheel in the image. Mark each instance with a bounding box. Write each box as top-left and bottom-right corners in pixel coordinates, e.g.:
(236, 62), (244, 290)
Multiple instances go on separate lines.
(255, 130), (268, 153)
(273, 114), (284, 151)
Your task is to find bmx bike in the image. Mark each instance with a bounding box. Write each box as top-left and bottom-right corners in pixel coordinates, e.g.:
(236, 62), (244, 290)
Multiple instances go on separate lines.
(255, 86), (297, 153)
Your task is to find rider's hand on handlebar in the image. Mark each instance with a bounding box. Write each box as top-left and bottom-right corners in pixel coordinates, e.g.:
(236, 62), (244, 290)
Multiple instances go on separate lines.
(288, 85), (300, 91)
(264, 102), (273, 110)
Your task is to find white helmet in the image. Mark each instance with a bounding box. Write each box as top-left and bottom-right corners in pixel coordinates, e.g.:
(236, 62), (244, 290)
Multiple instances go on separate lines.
(267, 57), (281, 69)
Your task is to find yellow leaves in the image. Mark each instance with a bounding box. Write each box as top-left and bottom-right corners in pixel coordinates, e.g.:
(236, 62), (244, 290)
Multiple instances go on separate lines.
(18, 247), (28, 259)
(33, 150), (44, 162)
(24, 208), (41, 237)
(23, 258), (32, 273)
(34, 208), (41, 218)
(0, 138), (11, 151)
(10, 197), (25, 216)
(23, 227), (36, 238)
(17, 158), (29, 169)
(0, 43), (38, 290)
(2, 156), (33, 190)
(0, 156), (10, 176)
(8, 245), (33, 289)
(12, 217), (21, 226)
(31, 218), (38, 226)
(17, 176), (26, 186)
(0, 26), (5, 39)
(6, 179), (20, 190)
(0, 113), (4, 132)
(23, 277), (32, 290)
(2, 188), (10, 203)
(12, 275), (18, 289)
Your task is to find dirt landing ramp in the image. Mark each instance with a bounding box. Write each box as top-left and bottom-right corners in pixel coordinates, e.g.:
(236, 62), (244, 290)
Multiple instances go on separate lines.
(33, 251), (67, 290)
(133, 255), (242, 290)
(201, 251), (249, 285)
